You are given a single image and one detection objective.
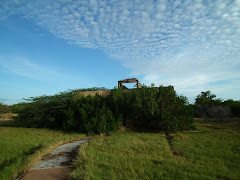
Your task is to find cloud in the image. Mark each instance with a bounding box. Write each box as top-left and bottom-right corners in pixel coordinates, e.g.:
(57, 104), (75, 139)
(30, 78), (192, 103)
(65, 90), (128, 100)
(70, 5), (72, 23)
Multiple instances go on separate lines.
(0, 55), (94, 88)
(0, 56), (60, 80)
(0, 98), (8, 102)
(0, 0), (240, 101)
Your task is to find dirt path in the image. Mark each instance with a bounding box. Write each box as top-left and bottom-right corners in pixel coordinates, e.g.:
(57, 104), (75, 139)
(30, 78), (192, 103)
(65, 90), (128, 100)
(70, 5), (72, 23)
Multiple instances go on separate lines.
(21, 138), (90, 180)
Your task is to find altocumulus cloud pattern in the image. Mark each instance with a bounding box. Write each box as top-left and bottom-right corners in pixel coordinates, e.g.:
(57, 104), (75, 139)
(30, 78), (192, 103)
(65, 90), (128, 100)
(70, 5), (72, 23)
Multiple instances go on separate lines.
(0, 0), (240, 100)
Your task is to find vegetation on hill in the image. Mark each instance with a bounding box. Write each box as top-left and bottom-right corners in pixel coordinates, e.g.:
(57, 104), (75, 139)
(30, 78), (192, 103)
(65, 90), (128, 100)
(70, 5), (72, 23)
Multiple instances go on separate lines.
(108, 85), (193, 131)
(13, 85), (194, 134)
(0, 103), (12, 114)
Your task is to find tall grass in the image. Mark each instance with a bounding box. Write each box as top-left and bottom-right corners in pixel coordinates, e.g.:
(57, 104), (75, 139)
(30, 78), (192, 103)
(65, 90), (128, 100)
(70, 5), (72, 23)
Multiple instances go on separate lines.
(71, 118), (240, 179)
(0, 126), (85, 180)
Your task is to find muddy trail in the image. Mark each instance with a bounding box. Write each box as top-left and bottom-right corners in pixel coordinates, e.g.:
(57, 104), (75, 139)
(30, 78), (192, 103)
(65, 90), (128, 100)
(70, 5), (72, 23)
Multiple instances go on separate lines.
(20, 138), (90, 180)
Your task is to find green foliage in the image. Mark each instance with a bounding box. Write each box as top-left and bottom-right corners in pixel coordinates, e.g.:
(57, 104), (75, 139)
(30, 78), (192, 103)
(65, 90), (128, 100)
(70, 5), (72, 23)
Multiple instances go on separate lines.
(195, 90), (218, 105)
(195, 91), (240, 118)
(223, 99), (240, 117)
(63, 95), (120, 134)
(13, 91), (73, 128)
(0, 103), (12, 114)
(108, 85), (193, 131)
(15, 85), (193, 133)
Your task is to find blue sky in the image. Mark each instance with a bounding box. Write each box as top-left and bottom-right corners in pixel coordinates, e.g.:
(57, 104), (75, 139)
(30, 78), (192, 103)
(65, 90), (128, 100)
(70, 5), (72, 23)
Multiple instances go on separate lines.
(0, 0), (240, 105)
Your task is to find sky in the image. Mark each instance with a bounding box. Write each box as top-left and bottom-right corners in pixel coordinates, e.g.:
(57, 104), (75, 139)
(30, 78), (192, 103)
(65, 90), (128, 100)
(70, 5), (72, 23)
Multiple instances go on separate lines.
(0, 0), (240, 105)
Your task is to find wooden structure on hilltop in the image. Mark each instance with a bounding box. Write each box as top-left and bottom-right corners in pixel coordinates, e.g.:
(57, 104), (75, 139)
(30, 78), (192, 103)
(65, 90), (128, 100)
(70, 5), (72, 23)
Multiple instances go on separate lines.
(118, 78), (142, 89)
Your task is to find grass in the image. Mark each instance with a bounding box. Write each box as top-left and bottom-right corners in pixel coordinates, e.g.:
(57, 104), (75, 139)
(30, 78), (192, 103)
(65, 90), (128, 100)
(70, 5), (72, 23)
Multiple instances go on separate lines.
(0, 121), (85, 180)
(72, 118), (240, 180)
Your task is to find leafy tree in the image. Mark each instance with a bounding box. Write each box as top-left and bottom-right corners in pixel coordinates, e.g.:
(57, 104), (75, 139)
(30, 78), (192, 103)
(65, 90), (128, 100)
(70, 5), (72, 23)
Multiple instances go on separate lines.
(195, 91), (231, 118)
(195, 91), (222, 105)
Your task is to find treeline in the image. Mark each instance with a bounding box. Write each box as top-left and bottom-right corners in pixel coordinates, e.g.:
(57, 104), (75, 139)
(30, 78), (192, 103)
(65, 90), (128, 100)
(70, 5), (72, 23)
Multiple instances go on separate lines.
(194, 91), (240, 118)
(13, 85), (194, 134)
(0, 103), (12, 114)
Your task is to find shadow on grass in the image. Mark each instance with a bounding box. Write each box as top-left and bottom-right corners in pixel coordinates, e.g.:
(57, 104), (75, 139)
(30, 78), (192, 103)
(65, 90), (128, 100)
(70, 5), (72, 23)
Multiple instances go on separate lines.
(0, 120), (20, 127)
(195, 117), (240, 123)
(164, 132), (183, 156)
(195, 118), (240, 132)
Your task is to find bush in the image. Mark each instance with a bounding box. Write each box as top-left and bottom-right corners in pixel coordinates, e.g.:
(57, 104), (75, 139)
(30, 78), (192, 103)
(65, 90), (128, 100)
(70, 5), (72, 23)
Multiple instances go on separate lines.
(195, 91), (240, 118)
(0, 103), (12, 113)
(195, 105), (231, 118)
(14, 85), (194, 133)
(63, 95), (120, 134)
(13, 91), (73, 128)
(108, 85), (193, 131)
(223, 99), (240, 117)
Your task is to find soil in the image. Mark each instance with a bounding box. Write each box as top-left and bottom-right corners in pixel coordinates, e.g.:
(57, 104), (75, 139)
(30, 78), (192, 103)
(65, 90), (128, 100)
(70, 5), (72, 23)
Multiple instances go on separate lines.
(21, 168), (72, 180)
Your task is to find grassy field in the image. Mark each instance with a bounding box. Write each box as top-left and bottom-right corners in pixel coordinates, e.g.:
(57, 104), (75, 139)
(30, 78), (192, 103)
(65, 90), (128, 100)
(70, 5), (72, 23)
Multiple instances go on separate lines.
(0, 120), (85, 180)
(72, 118), (240, 180)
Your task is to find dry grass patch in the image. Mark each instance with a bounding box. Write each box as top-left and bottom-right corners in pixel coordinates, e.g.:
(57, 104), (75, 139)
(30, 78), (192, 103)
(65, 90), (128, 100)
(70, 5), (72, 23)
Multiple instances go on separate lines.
(0, 113), (17, 121)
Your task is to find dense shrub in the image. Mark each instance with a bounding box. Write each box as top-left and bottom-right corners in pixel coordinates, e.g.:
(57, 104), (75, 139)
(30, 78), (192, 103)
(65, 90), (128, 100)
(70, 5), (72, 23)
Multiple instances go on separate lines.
(108, 85), (193, 131)
(195, 91), (239, 118)
(14, 85), (194, 133)
(13, 91), (73, 128)
(63, 95), (120, 134)
(0, 103), (12, 113)
(223, 99), (240, 117)
(195, 105), (232, 118)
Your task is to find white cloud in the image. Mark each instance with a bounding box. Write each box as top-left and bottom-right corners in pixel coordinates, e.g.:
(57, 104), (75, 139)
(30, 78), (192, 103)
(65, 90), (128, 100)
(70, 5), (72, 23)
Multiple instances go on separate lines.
(0, 56), (60, 80)
(0, 0), (240, 101)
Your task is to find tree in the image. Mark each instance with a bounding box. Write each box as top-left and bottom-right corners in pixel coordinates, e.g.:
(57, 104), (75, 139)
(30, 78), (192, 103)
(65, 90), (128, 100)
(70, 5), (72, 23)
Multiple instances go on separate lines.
(195, 91), (231, 118)
(195, 91), (222, 105)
